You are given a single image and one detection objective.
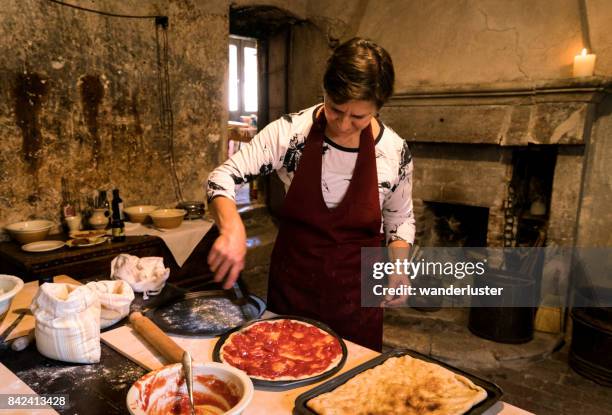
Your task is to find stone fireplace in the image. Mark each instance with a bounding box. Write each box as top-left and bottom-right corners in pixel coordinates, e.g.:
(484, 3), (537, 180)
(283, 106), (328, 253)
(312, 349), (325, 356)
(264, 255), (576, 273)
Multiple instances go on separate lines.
(381, 78), (610, 251)
(380, 77), (611, 331)
(380, 79), (612, 371)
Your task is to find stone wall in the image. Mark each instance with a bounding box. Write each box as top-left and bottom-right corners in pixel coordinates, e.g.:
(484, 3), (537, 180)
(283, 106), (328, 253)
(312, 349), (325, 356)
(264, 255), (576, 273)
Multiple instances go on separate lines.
(547, 147), (585, 246)
(0, 0), (227, 233)
(576, 95), (612, 246)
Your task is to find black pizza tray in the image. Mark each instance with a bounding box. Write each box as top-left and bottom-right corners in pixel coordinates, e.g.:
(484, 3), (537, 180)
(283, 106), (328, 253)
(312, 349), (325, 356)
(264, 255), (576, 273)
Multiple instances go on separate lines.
(293, 348), (503, 415)
(145, 290), (266, 337)
(212, 315), (348, 391)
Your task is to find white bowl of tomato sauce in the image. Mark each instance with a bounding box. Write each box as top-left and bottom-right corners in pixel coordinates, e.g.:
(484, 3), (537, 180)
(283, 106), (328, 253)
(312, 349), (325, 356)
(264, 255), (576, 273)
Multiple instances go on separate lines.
(127, 362), (253, 415)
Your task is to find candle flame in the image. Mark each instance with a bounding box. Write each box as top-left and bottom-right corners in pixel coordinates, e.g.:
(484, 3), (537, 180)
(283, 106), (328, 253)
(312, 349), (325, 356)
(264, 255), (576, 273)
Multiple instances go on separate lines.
(581, 48), (588, 56)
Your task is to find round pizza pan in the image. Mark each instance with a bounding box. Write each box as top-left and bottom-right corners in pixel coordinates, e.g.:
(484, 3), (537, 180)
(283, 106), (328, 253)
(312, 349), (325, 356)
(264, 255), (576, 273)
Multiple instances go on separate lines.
(146, 290), (266, 337)
(212, 315), (348, 391)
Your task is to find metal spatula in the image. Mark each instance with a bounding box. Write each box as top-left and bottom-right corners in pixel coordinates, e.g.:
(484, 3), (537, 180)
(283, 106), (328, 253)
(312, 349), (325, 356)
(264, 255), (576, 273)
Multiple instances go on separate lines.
(231, 281), (253, 321)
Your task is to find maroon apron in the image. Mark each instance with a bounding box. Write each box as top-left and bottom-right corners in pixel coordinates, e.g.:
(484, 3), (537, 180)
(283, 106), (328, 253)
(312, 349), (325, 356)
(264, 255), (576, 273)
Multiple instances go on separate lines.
(267, 111), (384, 351)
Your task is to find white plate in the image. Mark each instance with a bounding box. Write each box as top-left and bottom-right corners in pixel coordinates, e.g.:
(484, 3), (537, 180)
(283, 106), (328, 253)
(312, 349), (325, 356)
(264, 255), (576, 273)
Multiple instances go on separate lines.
(21, 240), (65, 253)
(69, 229), (108, 239)
(66, 237), (108, 248)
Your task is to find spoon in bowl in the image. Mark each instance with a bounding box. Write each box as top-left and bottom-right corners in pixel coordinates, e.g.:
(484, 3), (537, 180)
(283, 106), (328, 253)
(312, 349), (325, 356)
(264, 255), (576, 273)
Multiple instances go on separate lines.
(182, 350), (195, 415)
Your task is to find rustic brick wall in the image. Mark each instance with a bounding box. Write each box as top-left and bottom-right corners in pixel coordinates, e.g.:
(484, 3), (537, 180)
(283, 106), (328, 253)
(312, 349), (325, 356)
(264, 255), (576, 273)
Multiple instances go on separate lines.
(410, 143), (513, 247)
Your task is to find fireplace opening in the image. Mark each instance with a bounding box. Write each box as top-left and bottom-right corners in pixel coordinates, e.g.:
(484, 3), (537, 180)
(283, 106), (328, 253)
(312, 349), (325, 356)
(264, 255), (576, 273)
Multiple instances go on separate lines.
(509, 146), (557, 247)
(416, 202), (489, 247)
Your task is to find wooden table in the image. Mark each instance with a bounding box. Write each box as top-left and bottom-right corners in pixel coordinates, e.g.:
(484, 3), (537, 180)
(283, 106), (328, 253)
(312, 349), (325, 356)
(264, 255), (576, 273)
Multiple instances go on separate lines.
(0, 226), (220, 289)
(0, 235), (163, 283)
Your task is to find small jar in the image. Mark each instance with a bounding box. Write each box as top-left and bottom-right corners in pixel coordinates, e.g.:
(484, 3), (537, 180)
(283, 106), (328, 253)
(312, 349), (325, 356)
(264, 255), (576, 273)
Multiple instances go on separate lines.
(176, 201), (205, 220)
(65, 215), (82, 233)
(90, 209), (108, 229)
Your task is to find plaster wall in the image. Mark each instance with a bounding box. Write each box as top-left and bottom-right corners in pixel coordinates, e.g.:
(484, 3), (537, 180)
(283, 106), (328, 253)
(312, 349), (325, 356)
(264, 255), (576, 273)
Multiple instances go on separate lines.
(232, 0), (308, 20)
(288, 22), (329, 111)
(357, 0), (611, 90)
(0, 0), (227, 233)
(286, 0), (368, 111)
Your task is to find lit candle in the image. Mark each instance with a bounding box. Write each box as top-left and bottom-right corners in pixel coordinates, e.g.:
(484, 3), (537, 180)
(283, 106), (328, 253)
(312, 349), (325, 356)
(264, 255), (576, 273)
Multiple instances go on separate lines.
(573, 48), (596, 77)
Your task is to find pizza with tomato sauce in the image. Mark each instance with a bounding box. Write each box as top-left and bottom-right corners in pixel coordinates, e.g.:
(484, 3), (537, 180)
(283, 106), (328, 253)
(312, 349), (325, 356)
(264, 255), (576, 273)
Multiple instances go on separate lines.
(219, 318), (344, 381)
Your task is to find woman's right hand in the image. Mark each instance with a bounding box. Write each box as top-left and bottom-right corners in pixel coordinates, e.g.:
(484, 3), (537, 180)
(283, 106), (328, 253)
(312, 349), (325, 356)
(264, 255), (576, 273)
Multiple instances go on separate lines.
(208, 228), (246, 289)
(207, 197), (247, 289)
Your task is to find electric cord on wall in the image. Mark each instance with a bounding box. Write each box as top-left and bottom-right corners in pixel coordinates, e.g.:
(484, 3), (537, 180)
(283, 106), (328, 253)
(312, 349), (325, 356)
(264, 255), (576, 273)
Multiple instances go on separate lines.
(156, 18), (184, 202)
(46, 0), (164, 19)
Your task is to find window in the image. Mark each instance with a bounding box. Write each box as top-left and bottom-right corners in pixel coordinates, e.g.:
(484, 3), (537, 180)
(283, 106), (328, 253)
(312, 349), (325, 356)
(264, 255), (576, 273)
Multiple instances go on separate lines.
(229, 35), (258, 121)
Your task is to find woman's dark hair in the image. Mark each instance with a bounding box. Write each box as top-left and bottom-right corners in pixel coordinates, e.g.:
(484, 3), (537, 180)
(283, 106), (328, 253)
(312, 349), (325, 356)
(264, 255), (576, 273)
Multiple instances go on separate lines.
(323, 38), (395, 109)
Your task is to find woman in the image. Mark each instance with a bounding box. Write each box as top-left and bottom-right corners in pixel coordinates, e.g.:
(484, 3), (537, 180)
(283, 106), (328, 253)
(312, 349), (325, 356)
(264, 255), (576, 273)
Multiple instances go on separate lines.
(206, 38), (414, 351)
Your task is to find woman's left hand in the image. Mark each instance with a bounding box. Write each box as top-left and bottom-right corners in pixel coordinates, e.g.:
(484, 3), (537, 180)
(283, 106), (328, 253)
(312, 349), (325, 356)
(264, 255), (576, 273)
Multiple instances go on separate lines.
(381, 273), (410, 306)
(381, 241), (411, 306)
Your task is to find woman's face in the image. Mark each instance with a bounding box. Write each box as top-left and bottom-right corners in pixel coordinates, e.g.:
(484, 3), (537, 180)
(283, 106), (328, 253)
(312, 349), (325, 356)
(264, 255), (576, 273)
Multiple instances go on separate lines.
(323, 96), (377, 139)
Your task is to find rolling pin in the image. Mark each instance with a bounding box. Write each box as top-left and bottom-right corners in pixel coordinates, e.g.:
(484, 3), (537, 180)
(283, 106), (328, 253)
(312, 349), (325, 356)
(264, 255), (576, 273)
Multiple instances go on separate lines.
(129, 312), (184, 364)
(11, 332), (35, 352)
(130, 312), (198, 415)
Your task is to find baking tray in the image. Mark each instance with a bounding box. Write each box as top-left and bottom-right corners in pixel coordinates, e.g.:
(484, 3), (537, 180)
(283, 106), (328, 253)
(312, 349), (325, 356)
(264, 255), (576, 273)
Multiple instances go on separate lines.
(145, 290), (266, 337)
(213, 315), (348, 391)
(293, 348), (503, 415)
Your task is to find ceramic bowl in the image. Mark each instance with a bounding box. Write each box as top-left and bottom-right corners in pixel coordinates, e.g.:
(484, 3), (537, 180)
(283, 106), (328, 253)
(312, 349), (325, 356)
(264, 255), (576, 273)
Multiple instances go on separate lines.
(126, 362), (253, 415)
(5, 220), (55, 244)
(149, 209), (186, 229)
(124, 205), (158, 223)
(0, 275), (25, 320)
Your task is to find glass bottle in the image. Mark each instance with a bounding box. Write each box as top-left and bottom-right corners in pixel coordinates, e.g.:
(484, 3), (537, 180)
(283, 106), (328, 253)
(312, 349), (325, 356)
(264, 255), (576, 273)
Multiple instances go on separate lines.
(98, 190), (111, 229)
(111, 198), (126, 242)
(112, 189), (125, 220)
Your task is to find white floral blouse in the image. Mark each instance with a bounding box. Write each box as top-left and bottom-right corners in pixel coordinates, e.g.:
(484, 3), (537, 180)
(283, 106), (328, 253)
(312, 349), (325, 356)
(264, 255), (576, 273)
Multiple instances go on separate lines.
(207, 104), (415, 244)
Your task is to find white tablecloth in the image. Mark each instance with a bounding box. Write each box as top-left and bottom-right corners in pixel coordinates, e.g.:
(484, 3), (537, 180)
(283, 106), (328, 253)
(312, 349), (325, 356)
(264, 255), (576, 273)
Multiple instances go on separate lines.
(124, 219), (214, 267)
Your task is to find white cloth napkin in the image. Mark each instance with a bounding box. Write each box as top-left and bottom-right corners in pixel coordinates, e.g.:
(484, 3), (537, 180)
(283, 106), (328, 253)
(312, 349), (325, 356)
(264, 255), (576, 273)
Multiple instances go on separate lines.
(110, 254), (170, 299)
(86, 280), (135, 329)
(124, 219), (214, 267)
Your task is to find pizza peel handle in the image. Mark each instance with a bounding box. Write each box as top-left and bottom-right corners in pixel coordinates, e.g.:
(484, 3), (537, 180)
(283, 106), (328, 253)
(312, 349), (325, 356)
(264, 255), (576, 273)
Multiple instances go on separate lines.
(129, 311), (185, 364)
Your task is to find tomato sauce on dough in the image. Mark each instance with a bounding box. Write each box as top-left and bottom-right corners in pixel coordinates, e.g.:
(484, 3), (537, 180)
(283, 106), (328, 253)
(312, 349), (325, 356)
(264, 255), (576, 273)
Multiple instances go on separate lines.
(221, 319), (342, 380)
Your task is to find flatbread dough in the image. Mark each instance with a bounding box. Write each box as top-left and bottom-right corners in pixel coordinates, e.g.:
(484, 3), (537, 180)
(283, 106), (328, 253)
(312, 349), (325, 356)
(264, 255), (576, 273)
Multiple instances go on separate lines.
(307, 355), (487, 415)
